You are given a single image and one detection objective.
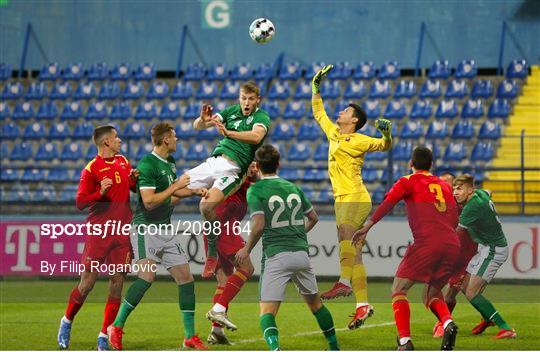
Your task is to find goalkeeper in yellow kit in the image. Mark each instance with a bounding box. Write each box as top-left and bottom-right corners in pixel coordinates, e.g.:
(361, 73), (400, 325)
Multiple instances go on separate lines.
(311, 65), (392, 329)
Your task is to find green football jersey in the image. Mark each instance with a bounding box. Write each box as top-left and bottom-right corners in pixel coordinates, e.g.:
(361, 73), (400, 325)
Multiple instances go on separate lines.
(133, 151), (177, 225)
(459, 189), (507, 247)
(247, 176), (314, 258)
(213, 104), (271, 172)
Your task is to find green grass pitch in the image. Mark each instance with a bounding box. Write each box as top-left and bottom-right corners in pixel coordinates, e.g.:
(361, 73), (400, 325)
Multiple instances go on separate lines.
(1, 280), (539, 350)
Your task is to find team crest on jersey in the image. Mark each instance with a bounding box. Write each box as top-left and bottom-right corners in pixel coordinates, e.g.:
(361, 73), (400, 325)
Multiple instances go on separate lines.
(247, 116), (253, 124)
(161, 170), (166, 175)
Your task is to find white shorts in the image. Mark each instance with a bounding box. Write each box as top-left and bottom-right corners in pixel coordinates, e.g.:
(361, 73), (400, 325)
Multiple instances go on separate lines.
(131, 225), (188, 269)
(186, 156), (243, 196)
(466, 243), (508, 283)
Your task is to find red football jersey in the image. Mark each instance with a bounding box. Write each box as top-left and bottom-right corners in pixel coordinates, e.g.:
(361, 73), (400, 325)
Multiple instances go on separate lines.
(215, 179), (252, 228)
(371, 170), (459, 245)
(76, 154), (135, 229)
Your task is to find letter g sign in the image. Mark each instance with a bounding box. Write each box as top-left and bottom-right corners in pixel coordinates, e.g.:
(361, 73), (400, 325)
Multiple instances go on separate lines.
(202, 0), (231, 29)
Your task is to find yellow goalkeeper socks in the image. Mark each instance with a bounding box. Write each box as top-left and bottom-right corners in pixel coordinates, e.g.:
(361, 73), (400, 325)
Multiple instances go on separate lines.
(352, 263), (368, 304)
(339, 240), (355, 286)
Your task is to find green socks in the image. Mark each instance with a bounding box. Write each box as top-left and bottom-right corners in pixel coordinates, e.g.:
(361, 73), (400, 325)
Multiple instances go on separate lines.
(206, 223), (218, 257)
(314, 305), (339, 350)
(179, 281), (196, 339)
(260, 313), (279, 350)
(113, 278), (152, 328)
(470, 294), (512, 330)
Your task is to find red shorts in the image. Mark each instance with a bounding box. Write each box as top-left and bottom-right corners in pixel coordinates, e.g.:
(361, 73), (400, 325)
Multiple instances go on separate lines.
(81, 234), (132, 273)
(396, 241), (460, 290)
(203, 231), (245, 276)
(447, 232), (479, 288)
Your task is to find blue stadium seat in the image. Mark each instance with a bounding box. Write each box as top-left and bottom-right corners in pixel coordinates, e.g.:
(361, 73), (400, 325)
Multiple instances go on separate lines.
(49, 82), (73, 100)
(1, 122), (19, 139)
(1, 168), (18, 181)
(184, 63), (206, 81)
(73, 122), (94, 139)
(400, 121), (424, 139)
(60, 142), (84, 161)
(171, 144), (185, 160)
(283, 101), (306, 120)
(87, 62), (109, 81)
(297, 121), (322, 141)
(268, 81), (291, 100)
(160, 101), (181, 120)
(292, 80), (312, 99)
(429, 60), (451, 79)
(451, 120), (474, 139)
(318, 188), (334, 203)
(185, 143), (210, 161)
(86, 101), (109, 120)
(85, 144), (98, 160)
(362, 100), (381, 119)
(49, 168), (70, 182)
(0, 102), (10, 119)
(134, 102), (157, 120)
(369, 79), (391, 99)
(343, 81), (366, 99)
(134, 63), (156, 81)
(287, 143), (312, 161)
(0, 63), (12, 81)
(22, 169), (46, 182)
(353, 61), (376, 80)
(333, 100), (350, 117)
(313, 142), (328, 161)
(423, 141), (441, 159)
(111, 63), (132, 80)
(271, 122), (295, 141)
(260, 101), (280, 117)
(419, 79), (442, 99)
(254, 62), (276, 81)
(304, 62), (326, 79)
(362, 168), (379, 183)
(471, 142), (494, 161)
(123, 82), (144, 99)
(383, 100), (407, 119)
(378, 61), (400, 79)
(214, 101), (227, 112)
(36, 101), (59, 120)
(328, 62), (352, 80)
(10, 142), (33, 160)
(230, 63), (253, 81)
(471, 79), (494, 99)
(48, 123), (70, 139)
(207, 63), (228, 81)
(394, 80), (416, 99)
(124, 122), (146, 139)
(279, 167), (301, 181)
(445, 79), (469, 98)
(1, 142), (9, 159)
(184, 102), (203, 119)
(220, 81), (240, 100)
(2, 82), (24, 99)
(61, 101), (84, 120)
(303, 169), (327, 181)
(12, 102), (35, 120)
(426, 121), (449, 139)
(171, 81), (194, 100)
(279, 61), (302, 80)
(73, 82), (97, 100)
(25, 82), (48, 100)
(62, 63), (84, 81)
(33, 184), (57, 202)
(461, 99), (484, 118)
(195, 82), (218, 99)
(320, 80), (341, 99)
(360, 124), (377, 137)
(488, 99), (510, 119)
(23, 122), (46, 139)
(59, 184), (78, 203)
(147, 81), (169, 100)
(300, 185), (315, 200)
(98, 82), (120, 100)
(506, 59), (528, 79)
(409, 100), (432, 120)
(6, 184), (31, 202)
(455, 59), (477, 79)
(176, 122), (196, 139)
(38, 63), (61, 81)
(365, 150), (387, 161)
(392, 142), (413, 161)
(198, 127), (220, 140)
(478, 121), (501, 140)
(371, 186), (386, 204)
(497, 79), (519, 99)
(35, 142), (59, 161)
(443, 142), (467, 162)
(435, 99), (458, 119)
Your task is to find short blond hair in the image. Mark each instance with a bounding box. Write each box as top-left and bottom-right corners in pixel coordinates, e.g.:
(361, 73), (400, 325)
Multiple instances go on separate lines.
(240, 81), (260, 96)
(151, 122), (174, 146)
(454, 174), (474, 187)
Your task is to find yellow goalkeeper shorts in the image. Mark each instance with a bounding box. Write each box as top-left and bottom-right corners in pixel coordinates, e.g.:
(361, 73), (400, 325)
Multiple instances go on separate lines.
(334, 192), (372, 228)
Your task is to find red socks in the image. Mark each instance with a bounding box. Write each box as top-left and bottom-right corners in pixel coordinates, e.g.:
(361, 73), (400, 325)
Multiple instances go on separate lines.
(428, 295), (452, 325)
(392, 291), (411, 339)
(217, 269), (250, 308)
(100, 296), (121, 334)
(65, 287), (88, 321)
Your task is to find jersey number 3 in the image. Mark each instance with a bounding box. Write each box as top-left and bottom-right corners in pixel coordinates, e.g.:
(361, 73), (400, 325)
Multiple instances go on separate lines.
(428, 183), (446, 212)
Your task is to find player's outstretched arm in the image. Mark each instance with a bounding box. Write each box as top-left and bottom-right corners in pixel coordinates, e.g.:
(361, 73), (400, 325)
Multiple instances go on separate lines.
(193, 104), (217, 130)
(214, 122), (266, 144)
(235, 214), (265, 265)
(311, 65), (338, 136)
(305, 209), (319, 233)
(140, 174), (190, 211)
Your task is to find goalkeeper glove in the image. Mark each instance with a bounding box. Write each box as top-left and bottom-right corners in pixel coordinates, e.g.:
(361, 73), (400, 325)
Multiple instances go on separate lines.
(312, 64), (333, 94)
(375, 119), (392, 141)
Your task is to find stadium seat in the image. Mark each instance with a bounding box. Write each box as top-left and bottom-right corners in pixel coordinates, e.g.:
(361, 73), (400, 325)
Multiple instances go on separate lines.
(123, 82), (144, 99)
(471, 79), (494, 99)
(49, 82), (72, 100)
(303, 169), (327, 181)
(471, 142), (494, 161)
(1, 142), (9, 159)
(12, 102), (35, 120)
(488, 99), (510, 119)
(301, 185), (315, 200)
(10, 143), (33, 160)
(497, 79), (519, 99)
(0, 102), (10, 119)
(506, 59), (528, 79)
(35, 142), (59, 161)
(409, 100), (433, 120)
(87, 62), (109, 81)
(22, 169), (46, 182)
(134, 63), (156, 80)
(220, 81), (240, 99)
(207, 63), (229, 81)
(86, 101), (109, 120)
(98, 82), (120, 100)
(48, 123), (70, 139)
(445, 79), (469, 98)
(184, 63), (206, 81)
(287, 143), (312, 161)
(185, 143), (210, 161)
(147, 81), (169, 100)
(423, 141), (442, 159)
(2, 82), (24, 99)
(62, 63), (84, 81)
(292, 80), (312, 99)
(426, 121), (449, 139)
(60, 143), (84, 161)
(111, 63), (132, 80)
(378, 61), (400, 79)
(394, 80), (416, 99)
(313, 142), (328, 161)
(419, 79), (441, 99)
(369, 79), (391, 99)
(1, 168), (18, 181)
(279, 167), (302, 181)
(23, 122), (46, 139)
(171, 144), (185, 160)
(435, 99), (458, 119)
(271, 122), (295, 141)
(25, 82), (48, 100)
(429, 60), (451, 79)
(297, 121), (322, 141)
(461, 99), (484, 119)
(1, 122), (20, 139)
(60, 101), (84, 120)
(318, 188), (334, 203)
(304, 62), (326, 79)
(59, 185), (78, 203)
(73, 122), (94, 139)
(38, 63), (61, 81)
(73, 82), (97, 100)
(6, 184), (31, 202)
(230, 63), (253, 81)
(320, 80), (341, 99)
(478, 121), (502, 140)
(451, 120), (475, 139)
(360, 124), (378, 137)
(283, 101), (306, 120)
(383, 100), (407, 119)
(85, 144), (98, 160)
(371, 186), (386, 204)
(268, 81), (291, 100)
(124, 122), (145, 139)
(184, 102), (203, 119)
(353, 61), (376, 80)
(333, 100), (350, 117)
(362, 168), (379, 183)
(455, 59), (477, 79)
(254, 62), (276, 81)
(444, 142), (467, 162)
(279, 61), (302, 80)
(36, 101), (59, 120)
(392, 142), (413, 161)
(175, 122), (197, 139)
(33, 184), (57, 202)
(328, 62), (352, 80)
(214, 101), (227, 112)
(48, 168), (70, 182)
(159, 101), (181, 119)
(400, 121), (424, 139)
(198, 127), (220, 140)
(365, 151), (387, 161)
(171, 81), (194, 99)
(362, 100), (381, 119)
(134, 102), (157, 120)
(0, 63), (12, 81)
(343, 81), (366, 99)
(195, 82), (218, 99)
(260, 101), (280, 117)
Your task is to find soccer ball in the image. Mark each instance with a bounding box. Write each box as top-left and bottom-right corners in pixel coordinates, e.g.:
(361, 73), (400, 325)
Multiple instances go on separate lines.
(249, 18), (275, 44)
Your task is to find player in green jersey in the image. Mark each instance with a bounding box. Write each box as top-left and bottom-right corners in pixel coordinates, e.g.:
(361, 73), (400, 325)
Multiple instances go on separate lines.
(108, 123), (208, 350)
(235, 145), (340, 351)
(189, 81), (271, 277)
(453, 174), (517, 340)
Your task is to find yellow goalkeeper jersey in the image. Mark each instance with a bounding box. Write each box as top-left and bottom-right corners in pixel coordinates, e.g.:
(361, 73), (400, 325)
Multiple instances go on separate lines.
(312, 97), (390, 197)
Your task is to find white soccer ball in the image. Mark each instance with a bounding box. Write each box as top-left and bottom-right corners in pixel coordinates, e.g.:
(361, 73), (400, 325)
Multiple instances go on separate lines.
(249, 18), (275, 44)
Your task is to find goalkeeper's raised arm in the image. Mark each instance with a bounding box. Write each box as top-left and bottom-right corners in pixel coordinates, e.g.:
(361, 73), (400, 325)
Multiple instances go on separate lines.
(311, 64), (338, 136)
